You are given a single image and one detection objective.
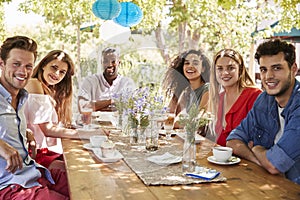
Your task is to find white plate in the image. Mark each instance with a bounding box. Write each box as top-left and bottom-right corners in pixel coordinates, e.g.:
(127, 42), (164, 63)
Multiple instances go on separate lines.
(176, 132), (205, 144)
(93, 149), (124, 163)
(77, 124), (101, 130)
(82, 143), (96, 150)
(95, 111), (117, 122)
(147, 152), (182, 166)
(152, 115), (168, 122)
(92, 111), (102, 117)
(76, 128), (97, 133)
(159, 130), (176, 137)
(207, 156), (241, 165)
(89, 124), (101, 129)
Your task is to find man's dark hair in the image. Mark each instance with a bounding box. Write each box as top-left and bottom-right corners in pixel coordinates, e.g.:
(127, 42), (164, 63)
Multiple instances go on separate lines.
(102, 47), (120, 58)
(0, 36), (38, 63)
(255, 39), (295, 68)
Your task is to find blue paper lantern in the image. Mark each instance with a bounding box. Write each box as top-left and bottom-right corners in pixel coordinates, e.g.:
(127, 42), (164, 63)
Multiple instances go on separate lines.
(92, 0), (121, 20)
(113, 2), (143, 27)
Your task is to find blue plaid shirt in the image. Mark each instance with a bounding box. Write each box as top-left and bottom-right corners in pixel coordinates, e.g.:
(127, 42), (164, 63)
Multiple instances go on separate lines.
(0, 84), (54, 190)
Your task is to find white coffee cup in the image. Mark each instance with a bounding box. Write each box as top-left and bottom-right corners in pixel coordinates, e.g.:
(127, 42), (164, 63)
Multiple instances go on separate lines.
(212, 146), (233, 162)
(101, 141), (116, 158)
(90, 135), (107, 147)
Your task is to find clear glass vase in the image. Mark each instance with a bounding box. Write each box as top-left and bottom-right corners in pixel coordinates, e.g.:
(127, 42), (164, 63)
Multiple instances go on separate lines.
(138, 126), (147, 147)
(145, 117), (159, 151)
(130, 127), (138, 144)
(182, 130), (196, 173)
(129, 114), (138, 145)
(119, 112), (129, 136)
(117, 111), (123, 129)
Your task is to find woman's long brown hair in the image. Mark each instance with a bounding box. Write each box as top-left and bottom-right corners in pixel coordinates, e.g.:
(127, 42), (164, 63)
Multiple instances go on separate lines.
(32, 50), (75, 126)
(209, 48), (256, 117)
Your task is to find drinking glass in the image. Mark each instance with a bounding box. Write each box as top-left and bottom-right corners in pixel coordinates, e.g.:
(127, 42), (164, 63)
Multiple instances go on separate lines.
(80, 102), (93, 130)
(146, 117), (160, 151)
(164, 112), (175, 141)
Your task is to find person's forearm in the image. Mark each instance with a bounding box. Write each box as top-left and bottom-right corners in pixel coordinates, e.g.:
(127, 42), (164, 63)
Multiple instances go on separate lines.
(0, 139), (23, 172)
(39, 122), (78, 139)
(226, 139), (260, 165)
(252, 145), (280, 174)
(39, 122), (110, 140)
(93, 99), (112, 111)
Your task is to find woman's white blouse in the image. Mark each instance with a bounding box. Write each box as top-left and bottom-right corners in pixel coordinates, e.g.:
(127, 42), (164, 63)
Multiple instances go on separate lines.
(24, 94), (62, 153)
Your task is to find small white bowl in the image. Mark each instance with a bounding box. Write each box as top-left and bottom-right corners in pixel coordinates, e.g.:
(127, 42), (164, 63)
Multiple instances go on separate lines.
(90, 135), (107, 148)
(212, 146), (233, 162)
(101, 141), (116, 158)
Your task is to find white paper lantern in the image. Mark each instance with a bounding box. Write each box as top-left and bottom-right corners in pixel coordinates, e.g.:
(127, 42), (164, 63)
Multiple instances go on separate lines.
(100, 20), (131, 44)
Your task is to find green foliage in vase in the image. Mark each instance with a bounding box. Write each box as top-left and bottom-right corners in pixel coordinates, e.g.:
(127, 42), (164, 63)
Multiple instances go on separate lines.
(128, 113), (139, 128)
(140, 115), (150, 128)
(178, 104), (212, 135)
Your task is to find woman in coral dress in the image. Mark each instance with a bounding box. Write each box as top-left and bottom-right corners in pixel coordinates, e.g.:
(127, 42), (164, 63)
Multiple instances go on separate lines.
(209, 49), (262, 146)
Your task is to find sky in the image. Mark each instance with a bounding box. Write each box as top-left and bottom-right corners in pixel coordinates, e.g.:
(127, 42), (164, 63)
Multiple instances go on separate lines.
(4, 0), (44, 28)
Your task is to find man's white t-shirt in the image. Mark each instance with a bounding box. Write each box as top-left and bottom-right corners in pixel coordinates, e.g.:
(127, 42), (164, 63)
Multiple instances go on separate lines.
(78, 73), (136, 106)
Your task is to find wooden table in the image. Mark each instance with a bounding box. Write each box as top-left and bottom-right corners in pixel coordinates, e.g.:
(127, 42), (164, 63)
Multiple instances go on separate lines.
(62, 135), (300, 200)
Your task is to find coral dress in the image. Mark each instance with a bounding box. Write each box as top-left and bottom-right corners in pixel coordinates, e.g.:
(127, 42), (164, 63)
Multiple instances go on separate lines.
(215, 88), (262, 146)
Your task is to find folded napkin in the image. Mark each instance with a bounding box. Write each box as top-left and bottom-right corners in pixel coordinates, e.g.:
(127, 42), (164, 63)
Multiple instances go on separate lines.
(185, 166), (220, 180)
(147, 152), (182, 166)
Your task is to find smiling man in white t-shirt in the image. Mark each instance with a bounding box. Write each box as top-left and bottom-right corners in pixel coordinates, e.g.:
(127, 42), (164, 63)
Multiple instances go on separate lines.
(78, 47), (136, 112)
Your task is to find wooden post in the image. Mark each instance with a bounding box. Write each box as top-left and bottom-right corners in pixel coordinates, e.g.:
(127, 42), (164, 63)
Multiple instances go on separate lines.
(76, 24), (81, 85)
(248, 42), (256, 81)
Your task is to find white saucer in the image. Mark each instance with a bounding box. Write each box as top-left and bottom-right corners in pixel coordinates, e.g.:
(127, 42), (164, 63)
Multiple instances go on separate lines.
(92, 111), (102, 117)
(151, 115), (168, 122)
(89, 124), (101, 129)
(207, 156), (241, 165)
(93, 149), (124, 163)
(76, 128), (97, 132)
(95, 111), (117, 122)
(159, 130), (176, 137)
(109, 129), (122, 134)
(82, 143), (96, 150)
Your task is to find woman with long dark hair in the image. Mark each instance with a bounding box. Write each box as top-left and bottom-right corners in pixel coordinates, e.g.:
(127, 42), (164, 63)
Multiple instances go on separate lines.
(163, 49), (211, 115)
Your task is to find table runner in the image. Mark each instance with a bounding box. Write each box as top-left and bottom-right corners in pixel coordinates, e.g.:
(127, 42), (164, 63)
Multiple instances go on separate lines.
(109, 134), (227, 186)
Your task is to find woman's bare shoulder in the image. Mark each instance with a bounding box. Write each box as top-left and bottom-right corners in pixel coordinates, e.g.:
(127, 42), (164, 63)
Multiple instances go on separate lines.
(25, 78), (44, 94)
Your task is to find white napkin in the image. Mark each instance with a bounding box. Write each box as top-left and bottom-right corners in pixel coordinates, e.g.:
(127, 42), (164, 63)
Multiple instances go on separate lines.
(185, 166), (220, 180)
(147, 152), (182, 166)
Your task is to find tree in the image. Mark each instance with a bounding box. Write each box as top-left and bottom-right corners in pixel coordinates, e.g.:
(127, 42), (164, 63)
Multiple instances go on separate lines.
(19, 0), (99, 84)
(0, 0), (13, 41)
(7, 0), (298, 72)
(218, 0), (300, 30)
(0, 3), (5, 41)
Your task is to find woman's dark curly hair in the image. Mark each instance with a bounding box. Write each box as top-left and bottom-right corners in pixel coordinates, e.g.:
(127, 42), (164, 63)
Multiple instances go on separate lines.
(162, 49), (211, 100)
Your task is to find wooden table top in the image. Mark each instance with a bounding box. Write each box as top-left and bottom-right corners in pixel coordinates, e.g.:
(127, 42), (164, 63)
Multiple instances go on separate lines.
(62, 135), (300, 200)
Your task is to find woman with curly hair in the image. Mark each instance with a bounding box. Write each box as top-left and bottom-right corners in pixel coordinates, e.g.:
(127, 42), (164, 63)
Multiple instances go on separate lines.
(163, 49), (211, 115)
